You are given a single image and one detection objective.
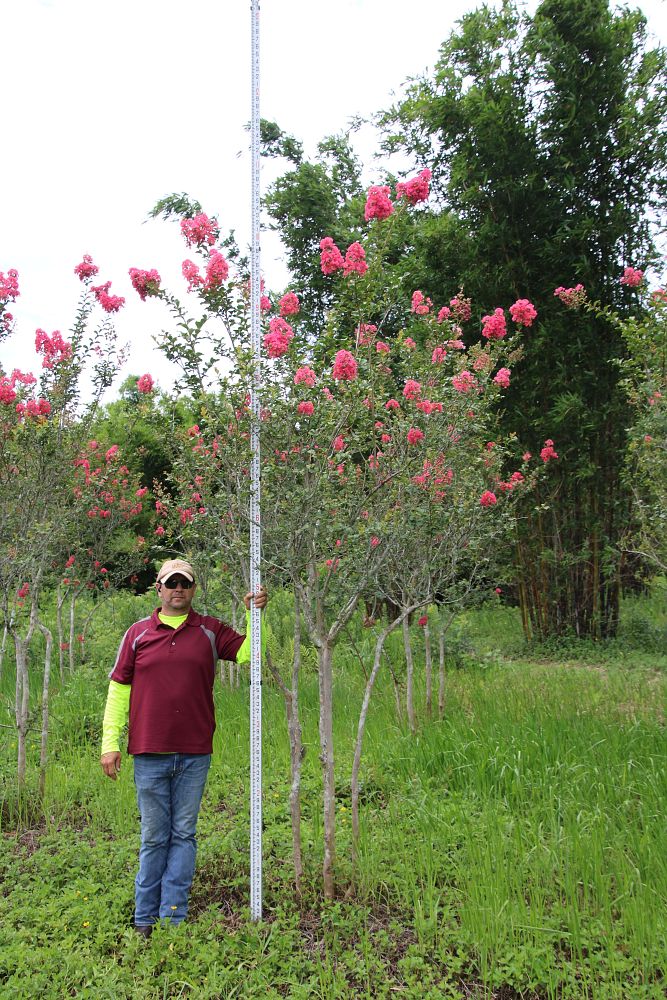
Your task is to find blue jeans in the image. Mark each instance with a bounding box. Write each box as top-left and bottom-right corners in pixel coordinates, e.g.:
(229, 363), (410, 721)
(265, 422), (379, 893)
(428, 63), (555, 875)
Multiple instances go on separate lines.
(133, 753), (211, 926)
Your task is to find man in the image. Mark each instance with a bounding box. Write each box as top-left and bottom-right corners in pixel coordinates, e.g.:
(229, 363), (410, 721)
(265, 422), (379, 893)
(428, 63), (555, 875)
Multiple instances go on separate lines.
(100, 558), (267, 936)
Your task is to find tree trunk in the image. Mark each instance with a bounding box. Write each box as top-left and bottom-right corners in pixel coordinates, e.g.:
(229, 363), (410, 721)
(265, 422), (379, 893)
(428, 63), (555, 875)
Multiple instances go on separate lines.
(0, 620), (8, 683)
(68, 592), (76, 673)
(13, 601), (37, 789)
(403, 615), (416, 733)
(423, 623), (432, 718)
(288, 592), (304, 891)
(351, 609), (410, 858)
(38, 622), (53, 800)
(317, 641), (336, 898)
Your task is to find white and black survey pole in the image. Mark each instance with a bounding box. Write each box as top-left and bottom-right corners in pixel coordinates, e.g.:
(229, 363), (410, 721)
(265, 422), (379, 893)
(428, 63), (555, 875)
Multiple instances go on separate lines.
(249, 0), (262, 922)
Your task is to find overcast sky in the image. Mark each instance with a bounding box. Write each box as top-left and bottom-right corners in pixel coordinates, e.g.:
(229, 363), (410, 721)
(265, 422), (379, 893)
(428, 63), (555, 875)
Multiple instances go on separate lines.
(3, 0), (667, 396)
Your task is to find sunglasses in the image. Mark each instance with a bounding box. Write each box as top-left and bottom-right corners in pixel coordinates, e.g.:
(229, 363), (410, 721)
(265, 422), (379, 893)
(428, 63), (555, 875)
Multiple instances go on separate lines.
(162, 576), (195, 589)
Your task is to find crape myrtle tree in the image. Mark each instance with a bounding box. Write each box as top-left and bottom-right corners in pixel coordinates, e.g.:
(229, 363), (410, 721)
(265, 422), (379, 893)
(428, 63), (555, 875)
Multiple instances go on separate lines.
(0, 257), (140, 793)
(133, 176), (543, 897)
(376, 0), (667, 637)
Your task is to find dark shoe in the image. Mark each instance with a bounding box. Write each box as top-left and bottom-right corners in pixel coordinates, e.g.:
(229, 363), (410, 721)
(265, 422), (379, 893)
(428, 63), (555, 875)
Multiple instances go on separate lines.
(134, 924), (153, 938)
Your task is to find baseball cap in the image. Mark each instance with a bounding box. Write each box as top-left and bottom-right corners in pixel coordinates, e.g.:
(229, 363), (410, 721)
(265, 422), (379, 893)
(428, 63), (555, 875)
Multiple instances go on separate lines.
(156, 558), (195, 584)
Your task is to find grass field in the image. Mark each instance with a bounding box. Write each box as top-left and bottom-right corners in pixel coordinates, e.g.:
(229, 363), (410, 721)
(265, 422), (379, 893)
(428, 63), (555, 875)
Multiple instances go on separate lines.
(0, 588), (665, 998)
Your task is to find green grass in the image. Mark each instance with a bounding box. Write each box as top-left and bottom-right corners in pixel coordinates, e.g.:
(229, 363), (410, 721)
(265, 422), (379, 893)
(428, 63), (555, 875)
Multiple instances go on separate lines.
(0, 592), (665, 998)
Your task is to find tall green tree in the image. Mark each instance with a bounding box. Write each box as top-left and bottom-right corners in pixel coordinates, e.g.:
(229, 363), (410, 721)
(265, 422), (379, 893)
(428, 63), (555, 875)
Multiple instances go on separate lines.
(377, 0), (667, 637)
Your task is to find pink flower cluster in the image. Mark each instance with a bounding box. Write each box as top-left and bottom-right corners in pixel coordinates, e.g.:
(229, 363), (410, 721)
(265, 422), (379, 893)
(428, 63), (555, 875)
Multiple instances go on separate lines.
(452, 371), (477, 393)
(0, 269), (19, 302)
(407, 427), (424, 445)
(365, 185), (394, 221)
(74, 255), (99, 282)
(481, 308), (507, 340)
(620, 266), (644, 287)
(264, 317), (294, 358)
(376, 340), (390, 354)
(129, 267), (161, 301)
(137, 373), (154, 394)
(182, 259), (202, 291)
(0, 369), (37, 404)
(332, 349), (358, 381)
(205, 250), (229, 289)
(396, 168), (431, 205)
(432, 347), (447, 364)
(35, 329), (73, 369)
(411, 290), (432, 315)
(356, 323), (377, 346)
(493, 367), (511, 388)
(91, 281), (125, 313)
(449, 293), (472, 322)
(320, 237), (344, 275)
(333, 435), (345, 452)
(554, 284), (586, 308)
(509, 298), (537, 327)
(181, 212), (219, 248)
(479, 490), (497, 507)
(343, 242), (368, 277)
(297, 400), (314, 416)
(294, 366), (316, 387)
(16, 398), (51, 419)
(540, 439), (558, 463)
(279, 292), (300, 317)
(403, 379), (422, 401)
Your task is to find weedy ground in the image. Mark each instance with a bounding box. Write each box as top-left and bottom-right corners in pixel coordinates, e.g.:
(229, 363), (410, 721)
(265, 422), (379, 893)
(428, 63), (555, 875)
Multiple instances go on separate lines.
(0, 586), (665, 998)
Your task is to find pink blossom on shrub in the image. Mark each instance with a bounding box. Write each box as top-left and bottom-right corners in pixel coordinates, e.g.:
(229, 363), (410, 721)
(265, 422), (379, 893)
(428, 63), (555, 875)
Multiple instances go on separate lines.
(403, 337), (416, 350)
(396, 168), (431, 205)
(35, 329), (73, 369)
(540, 439), (559, 462)
(554, 283), (586, 308)
(333, 435), (345, 452)
(261, 295), (272, 312)
(264, 317), (294, 358)
(403, 379), (422, 400)
(479, 490), (497, 506)
(481, 308), (506, 340)
(297, 400), (314, 416)
(137, 373), (154, 393)
(385, 398), (400, 410)
(416, 400), (433, 414)
(332, 349), (358, 381)
(381, 433), (391, 443)
(364, 185), (394, 221)
(450, 293), (472, 322)
(418, 615), (428, 627)
(17, 583), (29, 600)
(452, 371), (477, 393)
(74, 255), (99, 281)
(376, 340), (390, 354)
(204, 250), (229, 290)
(620, 266), (644, 287)
(320, 237), (344, 275)
(279, 292), (300, 317)
(343, 242), (368, 277)
(437, 306), (451, 323)
(370, 536), (380, 548)
(182, 259), (203, 291)
(91, 281), (125, 313)
(493, 367), (511, 388)
(181, 213), (219, 247)
(0, 378), (17, 404)
(105, 445), (119, 462)
(472, 353), (493, 373)
(407, 427), (425, 445)
(432, 347), (447, 364)
(294, 366), (316, 387)
(0, 268), (19, 302)
(448, 338), (466, 350)
(356, 323), (377, 347)
(129, 267), (161, 301)
(509, 298), (537, 327)
(411, 290), (431, 315)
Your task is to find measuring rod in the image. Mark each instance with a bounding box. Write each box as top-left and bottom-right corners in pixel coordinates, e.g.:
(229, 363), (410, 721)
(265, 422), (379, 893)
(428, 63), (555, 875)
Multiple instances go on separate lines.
(249, 0), (262, 923)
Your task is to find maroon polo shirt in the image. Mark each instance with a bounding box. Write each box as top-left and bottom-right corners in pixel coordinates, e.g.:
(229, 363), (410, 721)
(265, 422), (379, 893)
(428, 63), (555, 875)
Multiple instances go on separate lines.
(109, 608), (245, 754)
